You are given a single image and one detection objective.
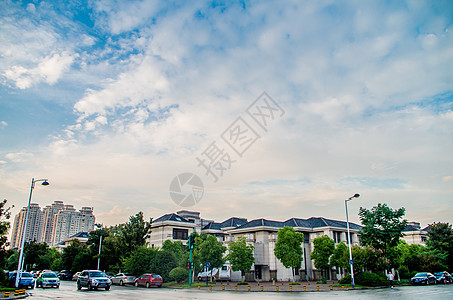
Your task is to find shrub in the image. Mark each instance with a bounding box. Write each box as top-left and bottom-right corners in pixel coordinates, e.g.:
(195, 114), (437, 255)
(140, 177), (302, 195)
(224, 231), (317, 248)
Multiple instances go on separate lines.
(398, 265), (410, 279)
(169, 267), (188, 283)
(237, 282), (249, 285)
(289, 282), (301, 285)
(356, 272), (389, 287)
(319, 277), (327, 284)
(338, 272), (389, 287)
(338, 275), (351, 284)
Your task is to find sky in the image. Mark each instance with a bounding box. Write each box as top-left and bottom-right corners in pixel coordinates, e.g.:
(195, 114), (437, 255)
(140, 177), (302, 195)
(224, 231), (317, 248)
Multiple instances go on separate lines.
(1, 0), (452, 233)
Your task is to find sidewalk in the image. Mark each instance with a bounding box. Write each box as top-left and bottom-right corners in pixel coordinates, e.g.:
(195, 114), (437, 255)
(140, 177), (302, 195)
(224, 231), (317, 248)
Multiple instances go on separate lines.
(192, 280), (352, 292)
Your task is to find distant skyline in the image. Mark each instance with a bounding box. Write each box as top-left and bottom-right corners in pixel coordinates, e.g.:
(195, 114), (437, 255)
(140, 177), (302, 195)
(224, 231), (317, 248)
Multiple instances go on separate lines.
(1, 0), (452, 234)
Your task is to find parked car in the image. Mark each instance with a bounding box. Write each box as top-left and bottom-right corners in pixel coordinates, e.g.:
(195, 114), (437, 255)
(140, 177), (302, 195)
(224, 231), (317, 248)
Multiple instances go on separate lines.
(434, 271), (452, 284)
(57, 270), (72, 280)
(105, 272), (115, 279)
(77, 270), (112, 291)
(197, 267), (218, 281)
(72, 272), (82, 281)
(8, 272), (35, 289)
(36, 272), (60, 288)
(134, 274), (163, 288)
(411, 272), (437, 285)
(112, 273), (136, 286)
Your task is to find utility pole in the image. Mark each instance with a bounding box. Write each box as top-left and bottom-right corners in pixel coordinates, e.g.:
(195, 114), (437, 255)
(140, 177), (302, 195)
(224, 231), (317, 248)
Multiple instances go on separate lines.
(188, 233), (194, 286)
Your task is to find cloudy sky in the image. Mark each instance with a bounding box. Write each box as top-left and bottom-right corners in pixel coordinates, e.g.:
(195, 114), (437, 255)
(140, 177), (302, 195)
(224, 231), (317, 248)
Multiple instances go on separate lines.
(1, 0), (452, 232)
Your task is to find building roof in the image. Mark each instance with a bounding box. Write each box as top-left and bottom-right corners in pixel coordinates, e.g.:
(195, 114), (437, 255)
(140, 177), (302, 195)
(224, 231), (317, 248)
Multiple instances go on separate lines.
(202, 217), (248, 231)
(154, 213), (191, 223)
(233, 216), (361, 231)
(70, 232), (91, 238)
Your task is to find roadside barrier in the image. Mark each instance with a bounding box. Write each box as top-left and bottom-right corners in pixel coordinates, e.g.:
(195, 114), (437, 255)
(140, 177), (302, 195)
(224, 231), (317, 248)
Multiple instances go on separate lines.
(317, 286), (319, 291)
(260, 286), (263, 291)
(247, 286), (251, 291)
(4, 291), (9, 298)
(303, 286), (306, 291)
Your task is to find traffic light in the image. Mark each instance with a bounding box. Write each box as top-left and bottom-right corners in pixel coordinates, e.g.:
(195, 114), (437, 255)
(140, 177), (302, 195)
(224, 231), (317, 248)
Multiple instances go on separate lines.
(188, 234), (195, 249)
(190, 262), (194, 269)
(186, 262), (190, 269)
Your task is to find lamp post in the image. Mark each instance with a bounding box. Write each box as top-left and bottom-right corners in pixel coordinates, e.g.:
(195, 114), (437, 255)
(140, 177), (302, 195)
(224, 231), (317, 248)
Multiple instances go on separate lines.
(16, 178), (49, 288)
(95, 224), (103, 270)
(345, 193), (360, 289)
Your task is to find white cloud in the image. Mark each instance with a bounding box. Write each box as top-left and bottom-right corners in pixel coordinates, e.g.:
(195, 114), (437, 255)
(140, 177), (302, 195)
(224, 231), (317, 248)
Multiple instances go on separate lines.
(1, 1), (452, 227)
(5, 152), (34, 163)
(4, 52), (75, 89)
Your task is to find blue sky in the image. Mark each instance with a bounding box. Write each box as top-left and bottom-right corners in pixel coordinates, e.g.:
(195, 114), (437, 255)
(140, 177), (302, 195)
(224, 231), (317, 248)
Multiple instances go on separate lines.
(1, 0), (452, 229)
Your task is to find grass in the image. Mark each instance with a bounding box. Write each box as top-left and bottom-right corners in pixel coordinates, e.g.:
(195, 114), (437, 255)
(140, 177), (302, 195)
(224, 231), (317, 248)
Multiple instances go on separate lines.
(163, 281), (218, 288)
(0, 287), (16, 291)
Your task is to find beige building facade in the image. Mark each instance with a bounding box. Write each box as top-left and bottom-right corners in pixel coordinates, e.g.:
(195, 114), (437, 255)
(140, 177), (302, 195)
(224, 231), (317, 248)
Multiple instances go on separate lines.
(147, 210), (361, 281)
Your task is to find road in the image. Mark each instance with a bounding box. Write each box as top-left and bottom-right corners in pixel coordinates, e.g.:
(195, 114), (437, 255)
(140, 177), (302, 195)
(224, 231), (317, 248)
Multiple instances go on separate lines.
(26, 280), (453, 299)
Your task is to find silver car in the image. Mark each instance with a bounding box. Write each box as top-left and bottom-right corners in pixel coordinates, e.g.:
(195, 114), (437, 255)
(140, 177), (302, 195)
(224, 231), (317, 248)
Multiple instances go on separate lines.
(112, 273), (136, 286)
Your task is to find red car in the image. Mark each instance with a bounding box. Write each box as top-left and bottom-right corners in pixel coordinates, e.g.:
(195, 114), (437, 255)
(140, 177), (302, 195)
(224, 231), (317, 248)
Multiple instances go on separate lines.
(134, 274), (163, 288)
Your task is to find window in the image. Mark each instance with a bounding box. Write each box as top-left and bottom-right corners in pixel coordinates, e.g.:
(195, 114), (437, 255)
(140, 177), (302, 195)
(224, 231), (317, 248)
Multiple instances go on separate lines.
(333, 231), (341, 243)
(303, 233), (309, 243)
(173, 228), (188, 240)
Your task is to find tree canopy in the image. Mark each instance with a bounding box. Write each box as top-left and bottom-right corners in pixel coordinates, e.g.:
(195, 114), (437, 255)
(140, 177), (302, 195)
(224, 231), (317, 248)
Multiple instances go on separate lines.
(196, 234), (226, 270)
(310, 235), (335, 271)
(226, 236), (254, 279)
(426, 222), (453, 270)
(330, 241), (349, 270)
(274, 226), (304, 274)
(358, 203), (407, 269)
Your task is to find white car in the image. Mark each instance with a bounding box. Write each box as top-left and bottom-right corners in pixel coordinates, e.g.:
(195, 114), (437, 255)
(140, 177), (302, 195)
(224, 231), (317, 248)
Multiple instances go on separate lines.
(197, 268), (218, 281)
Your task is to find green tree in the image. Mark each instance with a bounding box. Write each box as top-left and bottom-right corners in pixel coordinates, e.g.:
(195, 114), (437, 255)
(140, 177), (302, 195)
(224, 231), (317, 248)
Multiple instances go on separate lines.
(358, 203), (407, 270)
(310, 235), (335, 277)
(330, 242), (349, 272)
(150, 250), (178, 282)
(426, 222), (453, 270)
(23, 241), (49, 271)
(62, 239), (93, 274)
(197, 234), (226, 271)
(36, 247), (62, 270)
(274, 226), (304, 280)
(226, 236), (255, 281)
(161, 240), (186, 268)
(0, 200), (13, 271)
(117, 212), (152, 256)
(123, 246), (156, 277)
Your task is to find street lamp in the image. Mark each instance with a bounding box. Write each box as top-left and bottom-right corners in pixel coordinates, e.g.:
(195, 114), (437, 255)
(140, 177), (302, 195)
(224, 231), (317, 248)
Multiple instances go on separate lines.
(95, 224), (103, 270)
(345, 193), (360, 289)
(16, 178), (49, 288)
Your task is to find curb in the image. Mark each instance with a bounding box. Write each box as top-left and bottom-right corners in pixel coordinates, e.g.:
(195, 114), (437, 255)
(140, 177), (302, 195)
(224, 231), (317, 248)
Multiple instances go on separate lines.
(0, 289), (29, 300)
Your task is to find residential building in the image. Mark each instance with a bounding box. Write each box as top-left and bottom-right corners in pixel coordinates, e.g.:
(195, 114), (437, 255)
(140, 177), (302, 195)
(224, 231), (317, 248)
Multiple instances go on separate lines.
(146, 210), (361, 282)
(402, 221), (428, 245)
(55, 232), (91, 252)
(40, 200), (65, 244)
(51, 205), (95, 246)
(10, 200), (95, 248)
(10, 203), (43, 249)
